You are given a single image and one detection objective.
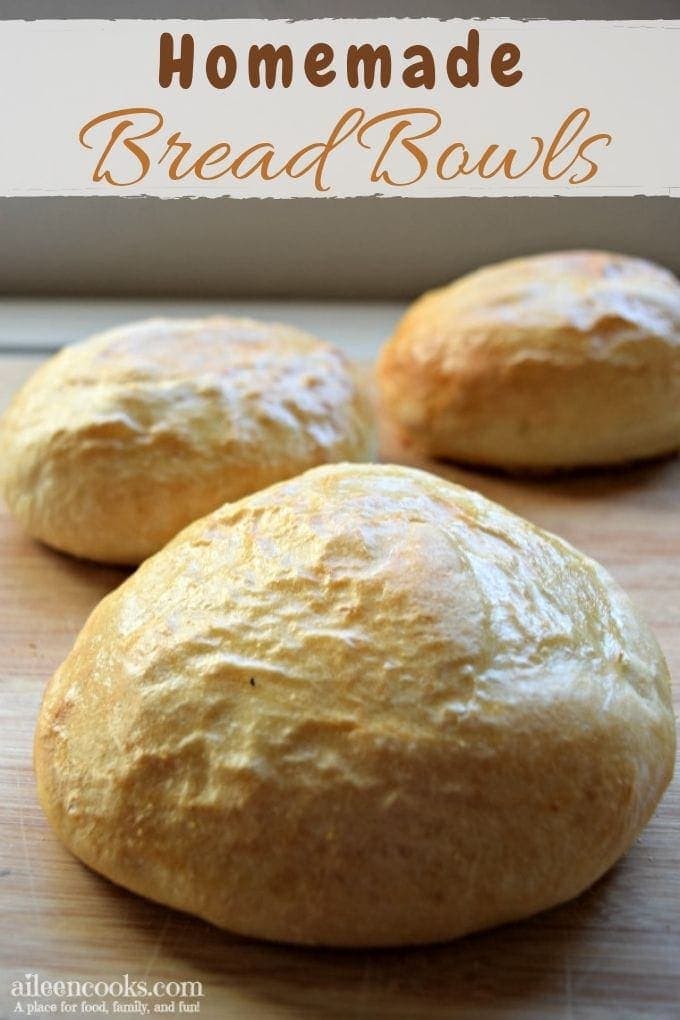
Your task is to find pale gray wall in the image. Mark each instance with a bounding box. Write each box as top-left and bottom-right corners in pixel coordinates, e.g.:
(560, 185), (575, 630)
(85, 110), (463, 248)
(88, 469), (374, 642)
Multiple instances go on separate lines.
(1, 2), (678, 298)
(4, 2), (679, 17)
(1, 197), (678, 300)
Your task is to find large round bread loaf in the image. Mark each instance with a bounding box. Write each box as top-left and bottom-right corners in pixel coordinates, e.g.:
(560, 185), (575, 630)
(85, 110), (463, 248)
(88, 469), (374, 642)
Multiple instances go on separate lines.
(378, 251), (680, 472)
(0, 317), (374, 563)
(34, 464), (675, 946)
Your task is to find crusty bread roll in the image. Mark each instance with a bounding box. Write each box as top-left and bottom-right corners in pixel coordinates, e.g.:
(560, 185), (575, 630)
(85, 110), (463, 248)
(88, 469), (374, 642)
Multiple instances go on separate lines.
(378, 251), (680, 471)
(34, 463), (675, 947)
(0, 317), (374, 563)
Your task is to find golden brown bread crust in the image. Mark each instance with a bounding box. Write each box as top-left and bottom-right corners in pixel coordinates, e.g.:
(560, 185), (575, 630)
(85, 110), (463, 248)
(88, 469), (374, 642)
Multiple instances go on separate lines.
(378, 251), (680, 472)
(0, 317), (375, 563)
(34, 463), (675, 947)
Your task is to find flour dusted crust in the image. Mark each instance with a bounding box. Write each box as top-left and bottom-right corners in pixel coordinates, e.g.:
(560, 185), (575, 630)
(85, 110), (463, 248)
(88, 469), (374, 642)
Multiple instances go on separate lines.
(378, 251), (680, 471)
(34, 463), (675, 947)
(0, 317), (375, 563)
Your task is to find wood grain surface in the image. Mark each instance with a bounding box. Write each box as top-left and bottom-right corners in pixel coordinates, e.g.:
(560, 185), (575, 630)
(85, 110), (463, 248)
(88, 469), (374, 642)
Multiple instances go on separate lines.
(0, 352), (678, 1020)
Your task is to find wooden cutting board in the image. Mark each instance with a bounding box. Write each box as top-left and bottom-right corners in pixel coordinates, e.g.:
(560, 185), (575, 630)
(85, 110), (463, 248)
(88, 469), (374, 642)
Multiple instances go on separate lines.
(1, 354), (678, 1020)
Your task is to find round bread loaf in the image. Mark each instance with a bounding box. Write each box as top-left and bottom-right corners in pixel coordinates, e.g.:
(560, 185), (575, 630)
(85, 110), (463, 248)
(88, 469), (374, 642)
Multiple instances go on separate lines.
(34, 463), (675, 947)
(378, 251), (680, 471)
(0, 317), (374, 563)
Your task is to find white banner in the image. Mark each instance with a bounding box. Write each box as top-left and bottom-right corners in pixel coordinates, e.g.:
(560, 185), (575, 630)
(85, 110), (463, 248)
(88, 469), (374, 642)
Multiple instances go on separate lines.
(1, 19), (679, 198)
